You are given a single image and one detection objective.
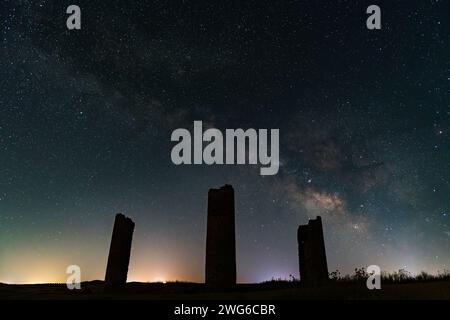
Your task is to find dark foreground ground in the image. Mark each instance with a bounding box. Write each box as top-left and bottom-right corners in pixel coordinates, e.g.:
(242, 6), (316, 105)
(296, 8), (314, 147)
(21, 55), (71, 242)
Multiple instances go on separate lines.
(1, 280), (450, 300)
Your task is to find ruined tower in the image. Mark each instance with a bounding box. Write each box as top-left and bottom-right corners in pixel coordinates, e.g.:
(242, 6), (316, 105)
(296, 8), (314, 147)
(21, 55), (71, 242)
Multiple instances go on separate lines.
(205, 184), (236, 288)
(297, 216), (328, 286)
(105, 213), (135, 289)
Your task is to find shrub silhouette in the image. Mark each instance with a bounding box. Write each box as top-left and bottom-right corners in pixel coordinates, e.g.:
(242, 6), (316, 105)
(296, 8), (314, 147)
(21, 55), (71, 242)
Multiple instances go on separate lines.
(328, 268), (450, 284)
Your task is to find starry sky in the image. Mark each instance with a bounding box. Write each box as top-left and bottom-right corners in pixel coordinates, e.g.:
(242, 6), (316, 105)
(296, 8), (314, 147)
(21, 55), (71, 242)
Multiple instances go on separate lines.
(1, 0), (450, 284)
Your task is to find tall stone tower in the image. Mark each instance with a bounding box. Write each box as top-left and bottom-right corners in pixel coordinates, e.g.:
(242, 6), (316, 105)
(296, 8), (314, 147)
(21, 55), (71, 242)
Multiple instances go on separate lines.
(105, 213), (135, 289)
(297, 216), (328, 286)
(205, 184), (236, 289)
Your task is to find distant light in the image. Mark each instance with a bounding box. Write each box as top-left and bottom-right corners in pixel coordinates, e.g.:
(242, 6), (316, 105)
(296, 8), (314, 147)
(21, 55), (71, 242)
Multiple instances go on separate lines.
(1, 280), (14, 284)
(153, 277), (167, 284)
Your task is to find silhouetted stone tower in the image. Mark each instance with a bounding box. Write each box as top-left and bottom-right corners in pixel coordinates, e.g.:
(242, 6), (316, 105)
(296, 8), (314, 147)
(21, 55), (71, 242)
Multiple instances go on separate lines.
(205, 184), (236, 289)
(297, 216), (328, 286)
(105, 213), (135, 290)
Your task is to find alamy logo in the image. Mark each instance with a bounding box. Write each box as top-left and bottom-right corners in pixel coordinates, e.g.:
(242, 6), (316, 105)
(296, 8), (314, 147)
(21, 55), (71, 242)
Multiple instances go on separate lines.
(366, 265), (381, 290)
(66, 265), (81, 290)
(171, 121), (280, 175)
(366, 5), (381, 30)
(66, 5), (81, 30)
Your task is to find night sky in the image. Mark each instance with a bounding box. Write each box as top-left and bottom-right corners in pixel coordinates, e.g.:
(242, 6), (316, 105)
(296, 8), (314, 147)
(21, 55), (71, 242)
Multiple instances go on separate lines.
(1, 0), (450, 284)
